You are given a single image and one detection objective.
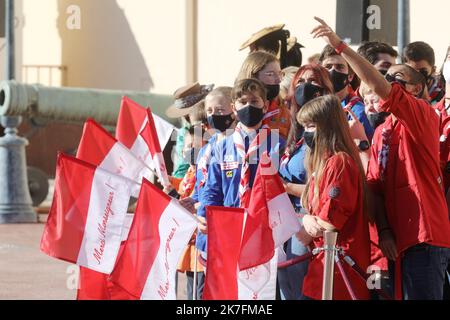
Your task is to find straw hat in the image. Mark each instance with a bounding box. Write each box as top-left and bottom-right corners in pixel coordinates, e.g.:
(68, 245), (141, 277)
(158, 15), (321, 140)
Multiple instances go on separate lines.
(239, 24), (285, 51)
(287, 36), (304, 51)
(165, 82), (214, 118)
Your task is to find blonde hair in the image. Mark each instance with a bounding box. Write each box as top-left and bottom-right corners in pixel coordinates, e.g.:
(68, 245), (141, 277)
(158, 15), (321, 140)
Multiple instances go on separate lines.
(205, 86), (233, 106)
(236, 51), (279, 83)
(297, 95), (370, 220)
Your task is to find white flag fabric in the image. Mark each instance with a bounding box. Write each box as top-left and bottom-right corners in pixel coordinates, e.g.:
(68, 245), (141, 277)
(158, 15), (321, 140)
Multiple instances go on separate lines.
(110, 180), (197, 300)
(76, 118), (152, 197)
(41, 153), (135, 274)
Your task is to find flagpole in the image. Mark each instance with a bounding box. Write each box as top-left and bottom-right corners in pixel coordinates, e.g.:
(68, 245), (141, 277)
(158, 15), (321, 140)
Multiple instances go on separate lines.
(193, 246), (198, 300)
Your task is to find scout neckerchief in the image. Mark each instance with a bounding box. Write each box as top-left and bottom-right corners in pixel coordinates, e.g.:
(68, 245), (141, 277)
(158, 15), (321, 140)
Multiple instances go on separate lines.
(179, 165), (197, 199)
(280, 138), (304, 173)
(233, 123), (270, 208)
(262, 99), (280, 123)
(429, 75), (445, 104)
(198, 142), (213, 189)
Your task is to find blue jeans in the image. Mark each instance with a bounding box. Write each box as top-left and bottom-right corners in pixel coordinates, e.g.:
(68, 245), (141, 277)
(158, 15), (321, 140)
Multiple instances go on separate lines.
(389, 243), (450, 300)
(277, 236), (310, 300)
(186, 271), (205, 300)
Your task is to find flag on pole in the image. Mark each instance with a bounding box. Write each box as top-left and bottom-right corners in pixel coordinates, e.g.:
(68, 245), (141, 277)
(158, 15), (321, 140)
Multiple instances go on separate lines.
(116, 96), (173, 186)
(40, 153), (135, 274)
(76, 118), (152, 196)
(203, 206), (278, 300)
(203, 207), (244, 300)
(110, 179), (197, 300)
(239, 152), (301, 271)
(77, 214), (135, 300)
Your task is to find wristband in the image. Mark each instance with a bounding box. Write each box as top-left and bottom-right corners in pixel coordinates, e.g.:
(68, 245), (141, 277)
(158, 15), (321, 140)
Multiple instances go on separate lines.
(335, 41), (348, 55)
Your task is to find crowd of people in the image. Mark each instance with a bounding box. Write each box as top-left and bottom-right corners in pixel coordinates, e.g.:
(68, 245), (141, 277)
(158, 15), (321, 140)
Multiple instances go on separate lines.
(161, 18), (450, 300)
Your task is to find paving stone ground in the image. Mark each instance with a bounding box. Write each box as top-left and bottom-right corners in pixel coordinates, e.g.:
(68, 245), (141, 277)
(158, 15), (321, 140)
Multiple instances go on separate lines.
(0, 217), (187, 300)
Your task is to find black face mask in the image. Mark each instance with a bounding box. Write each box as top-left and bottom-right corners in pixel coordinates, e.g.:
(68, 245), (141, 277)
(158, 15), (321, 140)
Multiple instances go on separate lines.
(296, 125), (305, 141)
(237, 105), (264, 127)
(303, 131), (316, 149)
(265, 84), (280, 101)
(329, 69), (349, 93)
(295, 82), (324, 107)
(207, 114), (234, 132)
(368, 112), (390, 129)
(419, 70), (433, 83)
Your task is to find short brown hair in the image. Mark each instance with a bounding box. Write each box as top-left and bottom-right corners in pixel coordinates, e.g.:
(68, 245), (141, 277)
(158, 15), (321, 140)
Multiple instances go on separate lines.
(319, 45), (354, 75)
(403, 41), (435, 66)
(357, 41), (398, 64)
(232, 78), (267, 102)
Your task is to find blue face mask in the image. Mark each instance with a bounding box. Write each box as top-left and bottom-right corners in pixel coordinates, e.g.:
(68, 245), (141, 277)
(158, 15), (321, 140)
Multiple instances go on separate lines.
(237, 105), (264, 127)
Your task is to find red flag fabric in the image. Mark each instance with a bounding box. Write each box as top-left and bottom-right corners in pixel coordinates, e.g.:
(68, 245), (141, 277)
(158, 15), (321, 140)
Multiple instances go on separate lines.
(40, 153), (134, 274)
(116, 96), (172, 186)
(239, 153), (301, 271)
(76, 119), (152, 196)
(203, 206), (278, 300)
(110, 179), (197, 300)
(203, 206), (245, 300)
(77, 214), (135, 300)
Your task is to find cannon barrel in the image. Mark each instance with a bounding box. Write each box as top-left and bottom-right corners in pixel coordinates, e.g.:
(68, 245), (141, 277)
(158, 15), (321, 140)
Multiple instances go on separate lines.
(0, 81), (177, 126)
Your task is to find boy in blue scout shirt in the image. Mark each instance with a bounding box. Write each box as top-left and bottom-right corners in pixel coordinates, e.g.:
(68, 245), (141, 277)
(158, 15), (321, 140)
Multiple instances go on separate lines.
(177, 87), (237, 212)
(195, 78), (286, 257)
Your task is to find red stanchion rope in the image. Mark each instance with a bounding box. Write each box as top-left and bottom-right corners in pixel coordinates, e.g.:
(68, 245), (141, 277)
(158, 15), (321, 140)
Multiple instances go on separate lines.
(339, 252), (393, 300)
(277, 252), (314, 269)
(335, 255), (358, 300)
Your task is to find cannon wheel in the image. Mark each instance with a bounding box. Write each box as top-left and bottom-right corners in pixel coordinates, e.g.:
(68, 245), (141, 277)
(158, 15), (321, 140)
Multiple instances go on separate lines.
(27, 166), (49, 207)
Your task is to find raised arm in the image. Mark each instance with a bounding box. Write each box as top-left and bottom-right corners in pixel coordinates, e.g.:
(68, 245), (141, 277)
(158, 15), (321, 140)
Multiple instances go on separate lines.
(311, 17), (392, 101)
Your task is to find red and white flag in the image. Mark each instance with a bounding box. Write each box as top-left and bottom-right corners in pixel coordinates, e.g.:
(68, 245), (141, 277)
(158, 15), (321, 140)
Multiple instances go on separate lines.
(239, 152), (301, 271)
(110, 179), (197, 300)
(76, 118), (152, 196)
(77, 214), (135, 300)
(203, 206), (278, 300)
(116, 96), (173, 186)
(40, 153), (135, 274)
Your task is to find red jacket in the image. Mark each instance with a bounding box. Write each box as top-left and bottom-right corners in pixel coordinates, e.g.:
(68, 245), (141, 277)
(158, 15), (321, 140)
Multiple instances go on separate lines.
(303, 153), (370, 300)
(434, 98), (450, 191)
(367, 84), (450, 254)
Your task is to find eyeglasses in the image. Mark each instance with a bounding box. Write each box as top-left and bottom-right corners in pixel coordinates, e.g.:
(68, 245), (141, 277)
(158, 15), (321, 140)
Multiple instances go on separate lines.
(262, 71), (283, 78)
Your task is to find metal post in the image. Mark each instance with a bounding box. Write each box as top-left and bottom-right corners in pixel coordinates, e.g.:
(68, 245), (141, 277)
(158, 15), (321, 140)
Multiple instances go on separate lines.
(397, 0), (410, 63)
(0, 0), (36, 223)
(6, 0), (15, 79)
(322, 230), (338, 300)
(192, 246), (198, 300)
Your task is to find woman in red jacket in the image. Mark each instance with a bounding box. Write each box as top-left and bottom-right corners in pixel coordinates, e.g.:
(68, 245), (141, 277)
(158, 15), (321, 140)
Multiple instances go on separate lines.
(296, 94), (371, 300)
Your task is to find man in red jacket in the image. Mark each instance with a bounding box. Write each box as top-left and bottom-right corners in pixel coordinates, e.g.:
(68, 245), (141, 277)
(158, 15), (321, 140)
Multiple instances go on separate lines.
(312, 17), (450, 300)
(434, 47), (450, 196)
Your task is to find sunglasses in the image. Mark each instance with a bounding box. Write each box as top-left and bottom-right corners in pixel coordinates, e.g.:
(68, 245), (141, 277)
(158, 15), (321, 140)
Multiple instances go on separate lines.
(385, 73), (410, 88)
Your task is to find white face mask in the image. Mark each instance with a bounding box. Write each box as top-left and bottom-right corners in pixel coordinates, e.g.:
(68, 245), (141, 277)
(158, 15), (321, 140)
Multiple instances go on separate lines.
(443, 61), (450, 83)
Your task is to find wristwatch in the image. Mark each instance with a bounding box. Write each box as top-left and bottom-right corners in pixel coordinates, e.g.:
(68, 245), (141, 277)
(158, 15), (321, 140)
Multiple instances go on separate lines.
(358, 140), (370, 151)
